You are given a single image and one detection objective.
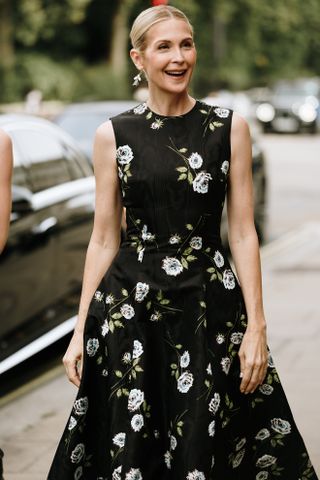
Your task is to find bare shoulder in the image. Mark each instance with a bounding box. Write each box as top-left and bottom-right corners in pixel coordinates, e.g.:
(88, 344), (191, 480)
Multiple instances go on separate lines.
(94, 120), (116, 147)
(0, 129), (12, 152)
(93, 120), (117, 169)
(229, 111), (252, 169)
(0, 129), (13, 174)
(230, 111), (251, 139)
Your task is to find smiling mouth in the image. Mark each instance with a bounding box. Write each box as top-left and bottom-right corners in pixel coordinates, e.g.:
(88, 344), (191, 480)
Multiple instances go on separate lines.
(165, 70), (187, 77)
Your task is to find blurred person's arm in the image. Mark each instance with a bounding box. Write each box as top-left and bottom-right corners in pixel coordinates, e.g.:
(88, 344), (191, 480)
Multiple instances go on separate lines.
(0, 130), (13, 253)
(63, 120), (123, 387)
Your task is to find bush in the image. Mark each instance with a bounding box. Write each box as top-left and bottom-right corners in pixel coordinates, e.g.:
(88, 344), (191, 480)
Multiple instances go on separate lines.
(0, 53), (131, 102)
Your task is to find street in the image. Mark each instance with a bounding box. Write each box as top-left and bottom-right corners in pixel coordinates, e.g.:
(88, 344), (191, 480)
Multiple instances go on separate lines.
(260, 133), (320, 241)
(0, 131), (320, 478)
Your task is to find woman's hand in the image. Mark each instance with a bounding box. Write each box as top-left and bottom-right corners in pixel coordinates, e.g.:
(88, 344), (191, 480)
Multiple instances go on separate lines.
(238, 325), (269, 394)
(62, 329), (84, 388)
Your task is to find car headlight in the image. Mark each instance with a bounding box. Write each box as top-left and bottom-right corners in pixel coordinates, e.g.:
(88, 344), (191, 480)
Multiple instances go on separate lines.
(298, 103), (317, 122)
(256, 103), (275, 122)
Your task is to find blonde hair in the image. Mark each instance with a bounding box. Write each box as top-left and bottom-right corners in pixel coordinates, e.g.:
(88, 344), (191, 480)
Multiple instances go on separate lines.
(130, 5), (194, 53)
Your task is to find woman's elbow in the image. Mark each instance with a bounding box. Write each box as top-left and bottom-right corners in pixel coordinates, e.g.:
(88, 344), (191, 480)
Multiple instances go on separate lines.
(228, 219), (258, 246)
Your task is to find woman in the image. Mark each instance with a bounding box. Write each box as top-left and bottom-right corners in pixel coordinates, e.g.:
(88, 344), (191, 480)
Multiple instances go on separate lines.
(48, 5), (319, 479)
(0, 129), (13, 254)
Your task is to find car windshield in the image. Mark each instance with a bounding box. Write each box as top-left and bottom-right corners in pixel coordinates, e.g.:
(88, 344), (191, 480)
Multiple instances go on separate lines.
(56, 112), (109, 141)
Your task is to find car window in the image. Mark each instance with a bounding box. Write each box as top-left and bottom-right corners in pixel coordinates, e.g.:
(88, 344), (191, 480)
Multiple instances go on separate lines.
(57, 113), (108, 142)
(63, 143), (93, 178)
(12, 129), (77, 192)
(11, 142), (29, 189)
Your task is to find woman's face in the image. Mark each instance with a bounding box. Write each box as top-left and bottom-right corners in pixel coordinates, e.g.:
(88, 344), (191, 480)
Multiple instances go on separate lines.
(133, 18), (197, 94)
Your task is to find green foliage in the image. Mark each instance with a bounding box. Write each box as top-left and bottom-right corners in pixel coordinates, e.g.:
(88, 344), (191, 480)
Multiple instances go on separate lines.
(209, 0), (320, 90)
(13, 0), (91, 51)
(0, 54), (129, 102)
(1, 0), (320, 102)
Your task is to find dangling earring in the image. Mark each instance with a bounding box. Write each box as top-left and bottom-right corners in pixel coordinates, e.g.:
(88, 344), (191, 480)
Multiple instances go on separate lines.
(132, 71), (142, 87)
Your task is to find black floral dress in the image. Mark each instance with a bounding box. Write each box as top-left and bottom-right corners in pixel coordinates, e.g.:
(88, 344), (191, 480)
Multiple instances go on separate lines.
(47, 100), (319, 480)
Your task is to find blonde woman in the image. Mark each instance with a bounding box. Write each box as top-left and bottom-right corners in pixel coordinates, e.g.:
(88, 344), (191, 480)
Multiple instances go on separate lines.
(48, 6), (319, 479)
(0, 129), (13, 254)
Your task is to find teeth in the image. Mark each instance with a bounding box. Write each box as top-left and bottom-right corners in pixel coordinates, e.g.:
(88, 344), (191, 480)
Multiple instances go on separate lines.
(166, 71), (186, 76)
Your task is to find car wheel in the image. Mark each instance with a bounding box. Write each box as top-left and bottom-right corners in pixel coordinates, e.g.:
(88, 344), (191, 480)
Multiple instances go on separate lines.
(262, 124), (271, 134)
(309, 122), (317, 134)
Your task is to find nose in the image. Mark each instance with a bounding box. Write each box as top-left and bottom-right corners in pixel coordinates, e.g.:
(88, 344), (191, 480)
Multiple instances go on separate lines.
(172, 46), (185, 63)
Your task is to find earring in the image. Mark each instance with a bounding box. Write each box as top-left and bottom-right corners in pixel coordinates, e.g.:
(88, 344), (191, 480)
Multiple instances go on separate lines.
(132, 71), (142, 87)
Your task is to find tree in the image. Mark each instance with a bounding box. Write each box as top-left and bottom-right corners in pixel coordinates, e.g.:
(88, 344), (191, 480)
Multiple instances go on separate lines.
(0, 0), (15, 99)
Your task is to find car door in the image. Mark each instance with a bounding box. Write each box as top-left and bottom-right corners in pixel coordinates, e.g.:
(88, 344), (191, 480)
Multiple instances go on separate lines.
(49, 138), (95, 304)
(0, 127), (57, 353)
(12, 125), (95, 313)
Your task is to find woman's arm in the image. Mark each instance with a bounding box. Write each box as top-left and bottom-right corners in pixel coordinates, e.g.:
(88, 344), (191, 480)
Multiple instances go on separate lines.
(0, 130), (13, 254)
(227, 112), (268, 394)
(63, 120), (123, 386)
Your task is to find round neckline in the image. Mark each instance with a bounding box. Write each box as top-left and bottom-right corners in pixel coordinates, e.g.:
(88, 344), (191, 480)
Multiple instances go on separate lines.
(145, 99), (198, 119)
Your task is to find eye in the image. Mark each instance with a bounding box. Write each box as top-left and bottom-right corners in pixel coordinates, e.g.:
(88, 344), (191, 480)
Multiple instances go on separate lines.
(158, 44), (169, 50)
(183, 41), (193, 48)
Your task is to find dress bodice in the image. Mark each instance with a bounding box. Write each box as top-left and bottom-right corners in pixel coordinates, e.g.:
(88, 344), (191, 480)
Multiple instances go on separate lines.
(110, 100), (233, 263)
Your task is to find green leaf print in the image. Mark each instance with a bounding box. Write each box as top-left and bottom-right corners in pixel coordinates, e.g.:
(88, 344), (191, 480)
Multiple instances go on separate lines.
(156, 290), (163, 300)
(207, 267), (216, 273)
(114, 320), (124, 328)
(181, 257), (189, 269)
(178, 173), (187, 181)
(160, 299), (170, 305)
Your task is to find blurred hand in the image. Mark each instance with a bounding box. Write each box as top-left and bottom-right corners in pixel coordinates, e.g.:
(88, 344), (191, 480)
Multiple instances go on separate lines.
(62, 330), (84, 387)
(238, 326), (268, 394)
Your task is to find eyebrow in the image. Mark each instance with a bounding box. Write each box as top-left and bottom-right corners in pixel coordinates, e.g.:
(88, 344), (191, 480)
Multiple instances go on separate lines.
(155, 37), (193, 44)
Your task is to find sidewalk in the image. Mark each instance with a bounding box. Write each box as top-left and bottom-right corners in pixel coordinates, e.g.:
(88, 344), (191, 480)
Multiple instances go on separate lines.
(1, 222), (320, 479)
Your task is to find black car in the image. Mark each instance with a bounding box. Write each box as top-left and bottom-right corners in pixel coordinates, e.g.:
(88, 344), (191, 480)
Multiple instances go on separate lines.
(0, 115), (95, 374)
(256, 77), (320, 134)
(55, 100), (139, 160)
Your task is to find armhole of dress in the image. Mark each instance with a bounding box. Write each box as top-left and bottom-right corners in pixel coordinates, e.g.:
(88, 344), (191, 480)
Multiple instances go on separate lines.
(108, 116), (121, 184)
(225, 108), (234, 165)
(109, 116), (119, 154)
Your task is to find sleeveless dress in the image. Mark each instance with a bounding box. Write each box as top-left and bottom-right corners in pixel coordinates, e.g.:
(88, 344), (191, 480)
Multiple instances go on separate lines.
(47, 99), (319, 480)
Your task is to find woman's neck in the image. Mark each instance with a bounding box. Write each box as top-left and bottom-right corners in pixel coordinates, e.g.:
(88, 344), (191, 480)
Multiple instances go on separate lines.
(146, 90), (195, 117)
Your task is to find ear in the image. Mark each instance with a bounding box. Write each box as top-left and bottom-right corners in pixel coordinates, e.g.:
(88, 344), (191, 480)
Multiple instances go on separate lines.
(130, 48), (144, 71)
